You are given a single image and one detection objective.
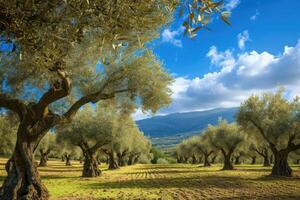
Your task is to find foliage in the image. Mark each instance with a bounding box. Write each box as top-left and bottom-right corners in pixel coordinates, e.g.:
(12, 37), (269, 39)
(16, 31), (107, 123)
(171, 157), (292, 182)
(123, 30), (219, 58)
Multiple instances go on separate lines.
(237, 89), (300, 152)
(205, 119), (244, 153)
(150, 148), (167, 164)
(180, 0), (231, 38)
(0, 115), (17, 157)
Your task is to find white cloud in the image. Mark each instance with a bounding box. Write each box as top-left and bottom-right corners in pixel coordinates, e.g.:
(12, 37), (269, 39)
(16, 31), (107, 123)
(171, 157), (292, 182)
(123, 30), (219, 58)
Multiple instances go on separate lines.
(132, 108), (153, 120)
(250, 10), (259, 21)
(161, 27), (183, 48)
(237, 30), (250, 50)
(225, 0), (241, 12)
(156, 39), (300, 115)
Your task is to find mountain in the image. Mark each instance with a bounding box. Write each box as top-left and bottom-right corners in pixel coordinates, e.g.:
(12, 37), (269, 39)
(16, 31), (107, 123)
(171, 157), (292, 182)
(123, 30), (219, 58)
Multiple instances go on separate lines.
(136, 107), (239, 149)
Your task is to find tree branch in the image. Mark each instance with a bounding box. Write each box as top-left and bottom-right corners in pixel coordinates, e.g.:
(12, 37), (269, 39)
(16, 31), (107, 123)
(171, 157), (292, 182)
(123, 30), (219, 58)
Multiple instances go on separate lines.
(63, 88), (129, 121)
(35, 69), (71, 116)
(0, 93), (27, 120)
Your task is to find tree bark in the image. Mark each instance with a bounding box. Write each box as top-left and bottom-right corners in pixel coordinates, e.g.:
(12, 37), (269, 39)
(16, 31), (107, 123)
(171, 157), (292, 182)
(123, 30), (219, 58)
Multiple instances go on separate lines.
(271, 150), (292, 177)
(221, 149), (234, 170)
(0, 125), (49, 200)
(263, 155), (271, 167)
(108, 152), (119, 170)
(117, 150), (128, 167)
(82, 151), (101, 177)
(251, 156), (256, 165)
(65, 154), (71, 166)
(203, 154), (211, 167)
(39, 149), (50, 167)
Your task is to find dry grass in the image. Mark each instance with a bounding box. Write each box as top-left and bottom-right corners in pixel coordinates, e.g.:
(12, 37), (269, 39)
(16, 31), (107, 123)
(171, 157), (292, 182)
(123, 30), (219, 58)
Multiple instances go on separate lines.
(0, 158), (299, 200)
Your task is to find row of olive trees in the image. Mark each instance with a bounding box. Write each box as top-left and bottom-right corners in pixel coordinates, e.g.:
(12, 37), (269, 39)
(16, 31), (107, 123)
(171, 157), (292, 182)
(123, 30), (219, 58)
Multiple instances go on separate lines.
(56, 103), (152, 177)
(0, 104), (152, 178)
(176, 90), (300, 177)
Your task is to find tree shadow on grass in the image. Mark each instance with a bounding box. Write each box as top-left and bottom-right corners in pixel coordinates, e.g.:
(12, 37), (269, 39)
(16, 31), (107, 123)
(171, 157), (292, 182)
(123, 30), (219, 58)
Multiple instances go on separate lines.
(82, 175), (251, 190)
(256, 174), (300, 182)
(38, 168), (83, 173)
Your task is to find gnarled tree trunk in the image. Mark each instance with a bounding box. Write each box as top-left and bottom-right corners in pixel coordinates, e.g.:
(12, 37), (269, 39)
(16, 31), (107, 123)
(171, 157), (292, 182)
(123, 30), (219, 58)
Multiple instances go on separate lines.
(39, 149), (51, 167)
(0, 122), (52, 200)
(221, 149), (234, 170)
(82, 151), (101, 177)
(108, 152), (119, 170)
(271, 150), (292, 177)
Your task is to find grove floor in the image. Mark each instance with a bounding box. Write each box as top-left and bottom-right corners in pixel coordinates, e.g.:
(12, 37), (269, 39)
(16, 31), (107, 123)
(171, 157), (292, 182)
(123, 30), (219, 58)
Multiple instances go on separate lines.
(0, 158), (300, 200)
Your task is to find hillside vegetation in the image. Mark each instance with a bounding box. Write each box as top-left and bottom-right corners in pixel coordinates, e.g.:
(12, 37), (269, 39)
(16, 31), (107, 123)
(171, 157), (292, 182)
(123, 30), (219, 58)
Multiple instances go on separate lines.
(137, 108), (238, 137)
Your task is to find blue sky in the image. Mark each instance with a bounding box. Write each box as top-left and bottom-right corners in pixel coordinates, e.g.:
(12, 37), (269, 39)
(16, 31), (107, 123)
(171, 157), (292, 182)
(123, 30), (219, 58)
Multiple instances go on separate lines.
(134, 0), (300, 119)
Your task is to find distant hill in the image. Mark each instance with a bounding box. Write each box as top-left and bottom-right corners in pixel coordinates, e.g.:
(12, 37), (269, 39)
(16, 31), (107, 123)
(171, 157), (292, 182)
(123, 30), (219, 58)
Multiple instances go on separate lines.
(136, 107), (239, 149)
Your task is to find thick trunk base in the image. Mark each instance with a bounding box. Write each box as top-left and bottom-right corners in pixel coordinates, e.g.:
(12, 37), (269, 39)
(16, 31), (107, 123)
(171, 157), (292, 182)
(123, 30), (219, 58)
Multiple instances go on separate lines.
(0, 150), (49, 200)
(271, 153), (292, 177)
(222, 156), (234, 170)
(82, 158), (101, 177)
(108, 161), (119, 170)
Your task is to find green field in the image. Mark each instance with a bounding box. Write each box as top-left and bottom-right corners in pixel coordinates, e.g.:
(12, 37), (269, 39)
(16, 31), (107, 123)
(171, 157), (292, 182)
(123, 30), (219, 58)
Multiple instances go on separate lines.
(0, 158), (300, 200)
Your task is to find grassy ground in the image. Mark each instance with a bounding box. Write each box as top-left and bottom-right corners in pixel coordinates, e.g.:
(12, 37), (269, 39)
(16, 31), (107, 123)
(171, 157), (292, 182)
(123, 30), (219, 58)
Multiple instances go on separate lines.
(0, 158), (300, 200)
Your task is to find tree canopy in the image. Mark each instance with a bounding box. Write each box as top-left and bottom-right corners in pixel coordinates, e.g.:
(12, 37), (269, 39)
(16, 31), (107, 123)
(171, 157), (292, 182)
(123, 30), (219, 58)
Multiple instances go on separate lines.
(237, 89), (300, 176)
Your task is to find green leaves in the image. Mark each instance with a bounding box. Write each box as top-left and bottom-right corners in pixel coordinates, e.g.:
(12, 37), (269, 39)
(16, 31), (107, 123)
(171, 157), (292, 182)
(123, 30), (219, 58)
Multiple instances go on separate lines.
(180, 0), (230, 38)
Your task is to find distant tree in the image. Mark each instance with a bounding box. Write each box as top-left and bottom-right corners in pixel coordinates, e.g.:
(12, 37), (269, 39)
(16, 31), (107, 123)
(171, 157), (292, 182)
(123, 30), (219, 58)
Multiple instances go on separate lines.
(126, 130), (151, 165)
(57, 104), (115, 177)
(150, 148), (167, 164)
(37, 133), (57, 167)
(249, 142), (271, 167)
(237, 90), (300, 176)
(176, 141), (192, 163)
(205, 120), (245, 170)
(190, 135), (214, 167)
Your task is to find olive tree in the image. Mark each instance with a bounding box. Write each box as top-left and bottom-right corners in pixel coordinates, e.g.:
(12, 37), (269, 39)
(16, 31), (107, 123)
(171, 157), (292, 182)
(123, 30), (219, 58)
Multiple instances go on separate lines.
(249, 142), (271, 167)
(176, 140), (193, 163)
(205, 120), (245, 170)
(126, 130), (151, 165)
(0, 1), (177, 198)
(37, 133), (57, 167)
(56, 104), (116, 177)
(189, 135), (215, 166)
(237, 90), (300, 177)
